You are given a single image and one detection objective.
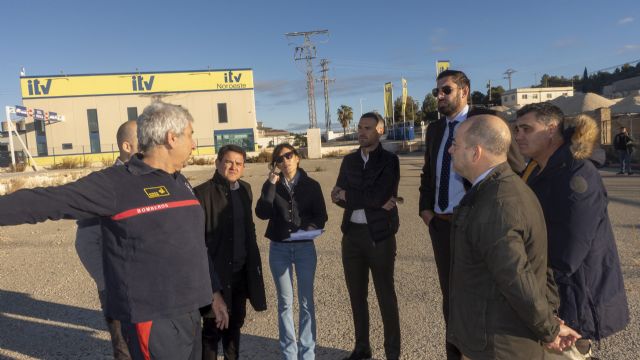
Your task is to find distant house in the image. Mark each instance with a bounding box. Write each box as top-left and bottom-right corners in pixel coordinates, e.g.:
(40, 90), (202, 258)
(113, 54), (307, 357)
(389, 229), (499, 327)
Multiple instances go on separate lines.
(502, 86), (574, 107)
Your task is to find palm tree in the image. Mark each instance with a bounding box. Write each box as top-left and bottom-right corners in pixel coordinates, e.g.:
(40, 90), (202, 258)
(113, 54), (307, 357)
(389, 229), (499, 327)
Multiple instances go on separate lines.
(337, 105), (353, 137)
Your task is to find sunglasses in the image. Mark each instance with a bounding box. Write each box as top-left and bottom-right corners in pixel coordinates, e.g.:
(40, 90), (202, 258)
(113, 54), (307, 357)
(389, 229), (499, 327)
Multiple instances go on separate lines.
(275, 151), (295, 164)
(432, 85), (456, 97)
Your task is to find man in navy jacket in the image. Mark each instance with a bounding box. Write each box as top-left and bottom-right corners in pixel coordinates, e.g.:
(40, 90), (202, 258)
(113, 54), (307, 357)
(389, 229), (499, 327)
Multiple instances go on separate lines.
(515, 103), (629, 358)
(0, 102), (227, 360)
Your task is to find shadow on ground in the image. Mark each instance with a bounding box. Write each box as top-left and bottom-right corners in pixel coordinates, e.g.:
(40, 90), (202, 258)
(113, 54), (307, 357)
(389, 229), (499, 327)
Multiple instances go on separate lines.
(0, 289), (110, 358)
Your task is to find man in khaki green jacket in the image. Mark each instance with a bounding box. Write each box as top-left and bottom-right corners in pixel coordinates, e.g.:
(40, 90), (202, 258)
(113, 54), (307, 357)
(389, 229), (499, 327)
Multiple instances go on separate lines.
(447, 114), (580, 359)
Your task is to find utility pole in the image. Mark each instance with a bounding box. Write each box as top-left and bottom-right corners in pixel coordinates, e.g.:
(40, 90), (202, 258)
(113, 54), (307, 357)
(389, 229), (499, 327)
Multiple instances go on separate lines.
(487, 80), (492, 104)
(503, 68), (517, 90)
(317, 59), (334, 138)
(285, 29), (329, 129)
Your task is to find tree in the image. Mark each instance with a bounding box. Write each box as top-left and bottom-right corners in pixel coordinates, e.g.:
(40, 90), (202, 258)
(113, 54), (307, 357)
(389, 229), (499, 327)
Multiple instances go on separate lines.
(471, 91), (486, 106)
(489, 86), (505, 106)
(421, 93), (438, 122)
(393, 96), (419, 124)
(337, 105), (353, 137)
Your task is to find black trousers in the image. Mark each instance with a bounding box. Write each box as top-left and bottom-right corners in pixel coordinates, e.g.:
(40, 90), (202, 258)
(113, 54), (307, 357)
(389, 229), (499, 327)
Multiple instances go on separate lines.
(202, 270), (248, 360)
(428, 216), (461, 360)
(120, 310), (202, 360)
(342, 224), (401, 359)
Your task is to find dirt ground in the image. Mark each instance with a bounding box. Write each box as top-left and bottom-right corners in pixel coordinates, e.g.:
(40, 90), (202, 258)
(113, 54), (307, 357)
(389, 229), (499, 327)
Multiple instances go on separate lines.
(0, 155), (638, 359)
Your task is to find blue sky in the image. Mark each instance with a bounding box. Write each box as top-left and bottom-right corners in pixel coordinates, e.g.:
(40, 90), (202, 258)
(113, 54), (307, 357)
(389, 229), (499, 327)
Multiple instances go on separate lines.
(1, 0), (639, 131)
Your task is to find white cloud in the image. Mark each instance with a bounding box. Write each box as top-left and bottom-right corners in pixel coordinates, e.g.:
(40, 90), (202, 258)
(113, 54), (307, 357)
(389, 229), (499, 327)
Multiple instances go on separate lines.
(618, 17), (634, 25)
(617, 44), (640, 54)
(552, 37), (578, 49)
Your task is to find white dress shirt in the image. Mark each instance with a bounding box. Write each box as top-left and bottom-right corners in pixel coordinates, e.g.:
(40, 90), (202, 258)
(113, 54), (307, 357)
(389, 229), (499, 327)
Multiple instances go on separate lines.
(435, 105), (469, 214)
(350, 150), (369, 224)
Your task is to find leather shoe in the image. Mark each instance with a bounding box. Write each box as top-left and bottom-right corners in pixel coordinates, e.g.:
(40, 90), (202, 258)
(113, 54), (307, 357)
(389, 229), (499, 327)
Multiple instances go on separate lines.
(342, 349), (372, 360)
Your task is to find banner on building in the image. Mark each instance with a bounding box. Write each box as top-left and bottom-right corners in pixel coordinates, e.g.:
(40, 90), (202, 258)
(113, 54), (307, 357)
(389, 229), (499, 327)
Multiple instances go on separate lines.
(384, 82), (393, 120)
(436, 60), (450, 77)
(401, 78), (408, 118)
(20, 69), (255, 99)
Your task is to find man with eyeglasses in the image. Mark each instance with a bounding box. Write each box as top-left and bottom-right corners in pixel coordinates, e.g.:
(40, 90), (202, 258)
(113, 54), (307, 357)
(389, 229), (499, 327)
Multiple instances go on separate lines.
(418, 69), (472, 360)
(194, 144), (267, 360)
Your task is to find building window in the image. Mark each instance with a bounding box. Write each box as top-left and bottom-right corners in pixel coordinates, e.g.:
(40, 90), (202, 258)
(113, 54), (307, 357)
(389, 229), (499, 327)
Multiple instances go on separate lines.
(547, 94), (552, 99)
(532, 94), (538, 99)
(87, 109), (101, 153)
(214, 128), (254, 152)
(127, 107), (138, 121)
(522, 94), (528, 99)
(35, 119), (48, 156)
(511, 95), (515, 100)
(217, 103), (228, 123)
(503, 96), (508, 103)
(62, 143), (73, 150)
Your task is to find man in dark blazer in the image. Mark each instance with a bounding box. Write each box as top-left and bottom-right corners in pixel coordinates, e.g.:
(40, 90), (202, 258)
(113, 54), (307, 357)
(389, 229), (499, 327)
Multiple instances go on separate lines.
(194, 144), (267, 360)
(418, 70), (525, 359)
(418, 69), (471, 360)
(448, 114), (580, 359)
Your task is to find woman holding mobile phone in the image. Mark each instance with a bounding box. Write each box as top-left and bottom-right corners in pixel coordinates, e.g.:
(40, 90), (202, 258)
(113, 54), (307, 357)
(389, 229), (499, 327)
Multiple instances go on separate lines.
(255, 143), (328, 360)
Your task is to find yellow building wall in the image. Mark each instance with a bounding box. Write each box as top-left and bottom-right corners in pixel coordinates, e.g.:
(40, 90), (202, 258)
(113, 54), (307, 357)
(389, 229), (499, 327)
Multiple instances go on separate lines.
(19, 69), (257, 158)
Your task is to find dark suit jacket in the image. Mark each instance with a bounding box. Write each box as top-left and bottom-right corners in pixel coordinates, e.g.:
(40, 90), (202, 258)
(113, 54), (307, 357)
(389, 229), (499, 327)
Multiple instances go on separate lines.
(194, 172), (267, 313)
(418, 108), (526, 214)
(448, 162), (558, 359)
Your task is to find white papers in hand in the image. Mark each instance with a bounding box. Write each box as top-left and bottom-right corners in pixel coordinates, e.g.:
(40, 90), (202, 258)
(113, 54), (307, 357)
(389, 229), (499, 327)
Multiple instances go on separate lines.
(287, 229), (325, 241)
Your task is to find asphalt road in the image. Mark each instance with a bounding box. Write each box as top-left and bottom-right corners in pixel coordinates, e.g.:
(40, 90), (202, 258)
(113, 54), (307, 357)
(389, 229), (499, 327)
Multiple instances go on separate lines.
(0, 155), (638, 359)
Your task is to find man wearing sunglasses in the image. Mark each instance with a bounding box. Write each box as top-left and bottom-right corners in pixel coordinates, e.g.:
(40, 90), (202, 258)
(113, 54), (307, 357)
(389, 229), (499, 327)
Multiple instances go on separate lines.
(418, 69), (471, 360)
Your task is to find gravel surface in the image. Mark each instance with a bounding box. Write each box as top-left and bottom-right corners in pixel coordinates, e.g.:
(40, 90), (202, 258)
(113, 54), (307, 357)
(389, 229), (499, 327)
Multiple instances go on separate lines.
(0, 155), (638, 359)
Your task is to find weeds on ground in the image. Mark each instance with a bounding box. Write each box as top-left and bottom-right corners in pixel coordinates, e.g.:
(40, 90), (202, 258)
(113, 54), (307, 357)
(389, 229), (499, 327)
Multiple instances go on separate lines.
(101, 157), (113, 167)
(190, 157), (215, 166)
(10, 163), (27, 172)
(314, 166), (326, 172)
(324, 150), (347, 158)
(246, 151), (271, 163)
(7, 178), (27, 194)
(50, 157), (82, 169)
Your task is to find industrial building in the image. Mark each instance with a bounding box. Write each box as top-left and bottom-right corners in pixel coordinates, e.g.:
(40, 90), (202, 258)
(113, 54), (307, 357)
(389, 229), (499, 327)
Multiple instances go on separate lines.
(5, 68), (258, 165)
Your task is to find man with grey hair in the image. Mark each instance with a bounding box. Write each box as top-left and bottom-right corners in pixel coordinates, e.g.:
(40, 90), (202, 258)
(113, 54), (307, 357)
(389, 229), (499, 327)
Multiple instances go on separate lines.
(75, 119), (138, 360)
(447, 114), (580, 359)
(0, 102), (227, 360)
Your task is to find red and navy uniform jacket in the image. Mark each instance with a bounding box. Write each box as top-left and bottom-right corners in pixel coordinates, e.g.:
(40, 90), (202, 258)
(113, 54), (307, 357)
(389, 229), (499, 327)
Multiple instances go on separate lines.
(0, 154), (212, 323)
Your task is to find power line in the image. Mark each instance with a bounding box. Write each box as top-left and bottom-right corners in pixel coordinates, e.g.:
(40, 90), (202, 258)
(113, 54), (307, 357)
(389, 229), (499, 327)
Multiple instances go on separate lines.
(317, 59), (334, 138)
(285, 29), (329, 129)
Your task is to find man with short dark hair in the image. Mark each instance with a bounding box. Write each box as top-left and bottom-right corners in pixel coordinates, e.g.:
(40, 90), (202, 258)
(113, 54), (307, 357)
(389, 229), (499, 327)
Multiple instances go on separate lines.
(448, 113), (581, 359)
(419, 70), (525, 359)
(515, 103), (630, 359)
(613, 126), (634, 175)
(332, 112), (401, 360)
(194, 144), (267, 360)
(0, 102), (222, 359)
(418, 69), (471, 360)
(75, 120), (138, 360)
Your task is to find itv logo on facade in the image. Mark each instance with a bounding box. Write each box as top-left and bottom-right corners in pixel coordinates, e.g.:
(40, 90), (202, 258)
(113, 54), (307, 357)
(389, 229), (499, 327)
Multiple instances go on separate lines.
(132, 75), (155, 91)
(27, 79), (52, 96)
